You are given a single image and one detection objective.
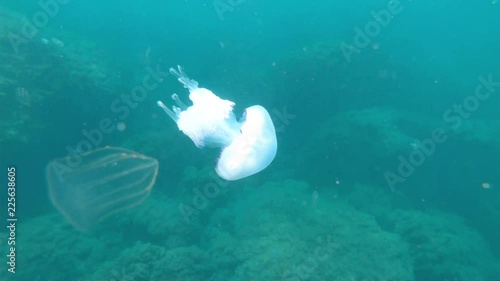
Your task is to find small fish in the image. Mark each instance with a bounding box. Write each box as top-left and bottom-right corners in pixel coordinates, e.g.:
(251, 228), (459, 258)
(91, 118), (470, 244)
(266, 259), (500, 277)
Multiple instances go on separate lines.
(66, 146), (83, 155)
(40, 38), (50, 45)
(51, 37), (64, 47)
(15, 87), (31, 107)
(312, 190), (319, 206)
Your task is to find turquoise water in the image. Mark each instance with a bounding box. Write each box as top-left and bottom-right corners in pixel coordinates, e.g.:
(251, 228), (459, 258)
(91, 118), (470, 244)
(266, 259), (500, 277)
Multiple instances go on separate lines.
(1, 1), (500, 280)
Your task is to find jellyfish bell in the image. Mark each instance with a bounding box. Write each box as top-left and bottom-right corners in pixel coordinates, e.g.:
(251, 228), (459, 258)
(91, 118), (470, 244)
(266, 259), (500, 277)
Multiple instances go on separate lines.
(157, 66), (277, 181)
(215, 105), (277, 180)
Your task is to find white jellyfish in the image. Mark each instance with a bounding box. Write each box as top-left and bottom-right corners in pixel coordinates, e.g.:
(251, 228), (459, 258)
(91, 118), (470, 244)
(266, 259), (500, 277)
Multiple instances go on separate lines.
(157, 66), (277, 181)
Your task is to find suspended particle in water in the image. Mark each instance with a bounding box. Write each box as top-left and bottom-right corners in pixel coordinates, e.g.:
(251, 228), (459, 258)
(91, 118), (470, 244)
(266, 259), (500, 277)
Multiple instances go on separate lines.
(117, 122), (126, 132)
(46, 146), (159, 232)
(481, 182), (492, 189)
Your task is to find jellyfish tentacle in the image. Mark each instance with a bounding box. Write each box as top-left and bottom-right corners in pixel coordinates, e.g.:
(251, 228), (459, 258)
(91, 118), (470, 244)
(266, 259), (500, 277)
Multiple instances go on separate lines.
(173, 106), (182, 117)
(157, 101), (179, 121)
(169, 65), (199, 91)
(172, 93), (187, 110)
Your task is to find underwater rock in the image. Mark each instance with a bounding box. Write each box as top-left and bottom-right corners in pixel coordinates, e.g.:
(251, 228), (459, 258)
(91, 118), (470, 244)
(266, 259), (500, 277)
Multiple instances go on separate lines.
(226, 179), (414, 281)
(389, 209), (500, 281)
